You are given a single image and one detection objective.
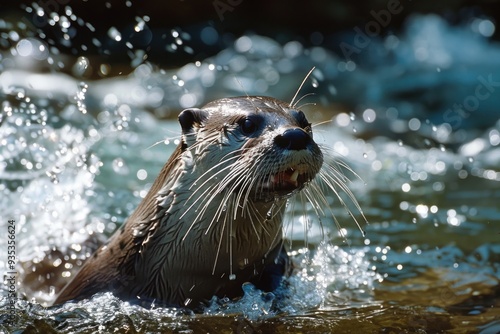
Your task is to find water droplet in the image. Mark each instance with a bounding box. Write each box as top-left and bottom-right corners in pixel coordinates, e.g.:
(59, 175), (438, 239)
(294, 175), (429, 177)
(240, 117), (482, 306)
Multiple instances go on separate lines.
(72, 56), (89, 77)
(46, 171), (59, 184)
(100, 64), (110, 76)
(132, 228), (145, 237)
(79, 81), (88, 91)
(362, 108), (376, 123)
(137, 169), (147, 180)
(112, 158), (129, 175)
(12, 88), (26, 100)
(16, 39), (33, 57)
(229, 274), (236, 280)
(107, 27), (122, 42)
(134, 21), (144, 33)
(311, 77), (319, 88)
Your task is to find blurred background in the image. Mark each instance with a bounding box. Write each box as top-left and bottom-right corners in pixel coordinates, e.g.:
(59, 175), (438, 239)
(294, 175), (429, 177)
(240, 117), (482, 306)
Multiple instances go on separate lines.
(1, 1), (500, 333)
(2, 0), (500, 140)
(2, 0), (500, 70)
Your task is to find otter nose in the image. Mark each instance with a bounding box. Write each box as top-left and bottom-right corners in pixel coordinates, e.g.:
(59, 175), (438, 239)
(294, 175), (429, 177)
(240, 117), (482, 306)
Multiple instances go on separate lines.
(274, 128), (311, 150)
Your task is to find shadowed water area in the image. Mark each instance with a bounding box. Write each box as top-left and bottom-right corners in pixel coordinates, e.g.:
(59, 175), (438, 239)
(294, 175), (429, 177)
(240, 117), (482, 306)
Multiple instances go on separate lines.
(0, 2), (500, 333)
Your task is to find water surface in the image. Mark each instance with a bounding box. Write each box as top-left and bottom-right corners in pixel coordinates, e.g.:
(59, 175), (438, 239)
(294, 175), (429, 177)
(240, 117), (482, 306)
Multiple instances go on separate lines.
(1, 12), (500, 334)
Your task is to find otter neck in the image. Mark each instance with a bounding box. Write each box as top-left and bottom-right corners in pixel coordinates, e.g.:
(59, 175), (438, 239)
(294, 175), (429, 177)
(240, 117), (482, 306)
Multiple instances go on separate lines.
(137, 151), (286, 278)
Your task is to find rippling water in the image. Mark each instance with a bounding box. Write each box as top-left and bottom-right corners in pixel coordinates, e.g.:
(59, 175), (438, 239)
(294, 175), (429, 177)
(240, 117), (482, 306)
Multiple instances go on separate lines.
(1, 11), (500, 333)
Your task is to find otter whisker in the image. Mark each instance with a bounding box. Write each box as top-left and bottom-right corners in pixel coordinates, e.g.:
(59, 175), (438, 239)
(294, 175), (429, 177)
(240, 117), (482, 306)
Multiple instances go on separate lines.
(319, 143), (365, 185)
(295, 102), (317, 111)
(202, 166), (255, 236)
(300, 193), (314, 249)
(294, 96), (317, 110)
(305, 180), (329, 216)
(320, 162), (368, 227)
(290, 67), (316, 108)
(321, 164), (362, 209)
(242, 201), (261, 241)
(146, 136), (182, 151)
(185, 134), (218, 153)
(218, 171), (250, 222)
(303, 183), (338, 240)
(203, 190), (230, 237)
(229, 207), (235, 278)
(264, 201), (286, 257)
(234, 160), (265, 216)
(315, 168), (366, 235)
(187, 154), (242, 191)
(250, 200), (269, 231)
(206, 164), (250, 210)
(318, 147), (368, 224)
(181, 178), (241, 242)
(234, 160), (259, 202)
(311, 119), (333, 128)
(188, 186), (234, 240)
(253, 157), (277, 197)
(211, 196), (229, 275)
(223, 153), (264, 208)
(183, 159), (241, 209)
(282, 191), (307, 249)
(180, 154), (243, 220)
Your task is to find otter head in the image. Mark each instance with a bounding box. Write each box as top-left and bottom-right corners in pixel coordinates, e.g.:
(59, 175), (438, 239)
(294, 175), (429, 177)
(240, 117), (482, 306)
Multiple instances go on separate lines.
(178, 96), (323, 203)
(157, 96), (325, 304)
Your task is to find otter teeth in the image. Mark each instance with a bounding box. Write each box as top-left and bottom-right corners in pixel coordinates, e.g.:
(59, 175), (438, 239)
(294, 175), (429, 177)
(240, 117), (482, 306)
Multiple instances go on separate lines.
(265, 168), (304, 191)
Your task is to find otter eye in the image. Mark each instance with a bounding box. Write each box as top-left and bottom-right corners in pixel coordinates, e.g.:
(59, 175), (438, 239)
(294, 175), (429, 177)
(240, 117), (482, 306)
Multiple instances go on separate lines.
(239, 117), (258, 135)
(290, 110), (311, 130)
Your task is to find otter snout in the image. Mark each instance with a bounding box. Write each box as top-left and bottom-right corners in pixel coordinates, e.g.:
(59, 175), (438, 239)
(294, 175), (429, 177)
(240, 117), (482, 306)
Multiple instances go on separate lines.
(274, 128), (312, 151)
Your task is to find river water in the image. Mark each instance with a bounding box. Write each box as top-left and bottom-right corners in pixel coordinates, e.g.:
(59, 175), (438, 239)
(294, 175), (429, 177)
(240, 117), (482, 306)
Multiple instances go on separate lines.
(1, 12), (500, 334)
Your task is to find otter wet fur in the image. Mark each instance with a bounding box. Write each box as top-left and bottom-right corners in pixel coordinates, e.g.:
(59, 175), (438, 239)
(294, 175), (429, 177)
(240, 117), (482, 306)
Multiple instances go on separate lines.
(54, 94), (364, 309)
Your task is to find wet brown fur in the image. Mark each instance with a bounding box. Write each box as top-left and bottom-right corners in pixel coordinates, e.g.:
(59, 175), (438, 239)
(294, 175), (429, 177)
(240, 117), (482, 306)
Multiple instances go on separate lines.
(53, 145), (183, 304)
(54, 96), (324, 307)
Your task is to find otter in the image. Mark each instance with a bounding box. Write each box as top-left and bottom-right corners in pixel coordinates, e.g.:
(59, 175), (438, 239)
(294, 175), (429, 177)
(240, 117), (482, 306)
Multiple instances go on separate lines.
(53, 96), (326, 308)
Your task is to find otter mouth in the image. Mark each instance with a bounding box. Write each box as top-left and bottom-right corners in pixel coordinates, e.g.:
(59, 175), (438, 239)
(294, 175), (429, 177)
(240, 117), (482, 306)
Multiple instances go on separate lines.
(261, 167), (312, 198)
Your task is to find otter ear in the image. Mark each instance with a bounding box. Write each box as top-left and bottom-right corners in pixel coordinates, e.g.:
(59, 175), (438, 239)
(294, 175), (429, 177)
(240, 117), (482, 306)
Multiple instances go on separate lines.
(178, 108), (209, 148)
